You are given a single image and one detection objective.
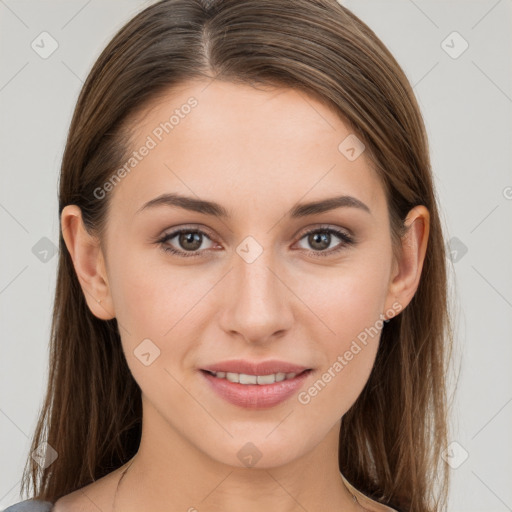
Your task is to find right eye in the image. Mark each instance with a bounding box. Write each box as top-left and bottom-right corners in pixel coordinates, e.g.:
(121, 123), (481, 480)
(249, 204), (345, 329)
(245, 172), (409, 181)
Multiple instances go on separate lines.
(157, 228), (218, 258)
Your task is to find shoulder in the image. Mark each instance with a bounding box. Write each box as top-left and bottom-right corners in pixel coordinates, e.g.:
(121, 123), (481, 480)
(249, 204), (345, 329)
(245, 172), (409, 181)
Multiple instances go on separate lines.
(52, 465), (125, 512)
(2, 499), (53, 512)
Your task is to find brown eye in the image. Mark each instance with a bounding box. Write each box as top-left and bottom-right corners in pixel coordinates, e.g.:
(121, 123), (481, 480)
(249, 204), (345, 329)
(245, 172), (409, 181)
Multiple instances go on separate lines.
(158, 228), (215, 258)
(296, 227), (354, 256)
(177, 232), (203, 251)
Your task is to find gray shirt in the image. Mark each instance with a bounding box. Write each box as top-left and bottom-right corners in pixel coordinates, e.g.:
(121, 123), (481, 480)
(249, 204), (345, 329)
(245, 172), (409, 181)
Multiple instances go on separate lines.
(2, 499), (53, 511)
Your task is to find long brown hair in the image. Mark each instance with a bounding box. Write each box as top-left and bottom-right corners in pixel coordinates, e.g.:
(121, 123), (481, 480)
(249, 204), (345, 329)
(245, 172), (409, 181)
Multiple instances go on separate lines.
(21, 1), (454, 510)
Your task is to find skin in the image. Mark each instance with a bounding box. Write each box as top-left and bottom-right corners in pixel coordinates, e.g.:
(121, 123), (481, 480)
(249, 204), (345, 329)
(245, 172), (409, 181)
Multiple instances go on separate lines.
(56, 79), (429, 512)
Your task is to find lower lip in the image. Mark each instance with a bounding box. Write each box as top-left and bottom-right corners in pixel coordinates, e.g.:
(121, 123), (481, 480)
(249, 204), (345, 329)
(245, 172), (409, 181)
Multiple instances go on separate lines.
(200, 370), (313, 409)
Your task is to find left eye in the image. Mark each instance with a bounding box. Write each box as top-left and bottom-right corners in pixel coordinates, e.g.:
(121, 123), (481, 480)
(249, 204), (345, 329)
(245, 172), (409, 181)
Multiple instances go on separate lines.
(157, 226), (354, 258)
(296, 227), (354, 255)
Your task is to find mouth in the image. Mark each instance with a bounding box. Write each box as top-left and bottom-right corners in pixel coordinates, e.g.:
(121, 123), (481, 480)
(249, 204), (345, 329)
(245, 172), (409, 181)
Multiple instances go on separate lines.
(200, 358), (312, 377)
(200, 368), (312, 385)
(199, 367), (314, 409)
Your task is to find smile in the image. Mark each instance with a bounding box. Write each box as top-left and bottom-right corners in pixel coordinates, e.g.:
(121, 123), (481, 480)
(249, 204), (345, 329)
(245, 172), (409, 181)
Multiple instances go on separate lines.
(204, 369), (307, 385)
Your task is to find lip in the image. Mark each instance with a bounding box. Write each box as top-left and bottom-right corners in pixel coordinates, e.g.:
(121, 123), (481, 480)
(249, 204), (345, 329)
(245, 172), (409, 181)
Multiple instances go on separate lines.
(200, 359), (311, 375)
(200, 368), (313, 409)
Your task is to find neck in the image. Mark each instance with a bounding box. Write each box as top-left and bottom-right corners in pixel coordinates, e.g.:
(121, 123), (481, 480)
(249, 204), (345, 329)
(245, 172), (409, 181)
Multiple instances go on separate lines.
(110, 408), (363, 512)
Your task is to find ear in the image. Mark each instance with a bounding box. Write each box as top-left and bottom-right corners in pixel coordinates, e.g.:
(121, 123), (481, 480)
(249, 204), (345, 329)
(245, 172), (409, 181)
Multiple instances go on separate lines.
(61, 205), (115, 320)
(383, 205), (430, 317)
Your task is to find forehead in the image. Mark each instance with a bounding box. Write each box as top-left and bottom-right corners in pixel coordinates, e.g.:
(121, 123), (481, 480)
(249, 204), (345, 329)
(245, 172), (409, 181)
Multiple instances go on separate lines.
(109, 79), (385, 220)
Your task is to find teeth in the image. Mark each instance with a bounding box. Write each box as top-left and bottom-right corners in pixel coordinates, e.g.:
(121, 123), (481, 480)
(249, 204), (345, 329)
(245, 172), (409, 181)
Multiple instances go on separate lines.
(210, 371), (300, 385)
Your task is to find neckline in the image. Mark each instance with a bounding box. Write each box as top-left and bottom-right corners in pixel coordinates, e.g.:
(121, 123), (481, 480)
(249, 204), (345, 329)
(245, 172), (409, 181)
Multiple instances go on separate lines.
(340, 473), (398, 512)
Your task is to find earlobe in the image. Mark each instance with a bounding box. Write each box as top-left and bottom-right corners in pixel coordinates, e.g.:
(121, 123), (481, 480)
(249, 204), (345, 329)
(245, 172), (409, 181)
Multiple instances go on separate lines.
(384, 205), (430, 315)
(61, 205), (115, 320)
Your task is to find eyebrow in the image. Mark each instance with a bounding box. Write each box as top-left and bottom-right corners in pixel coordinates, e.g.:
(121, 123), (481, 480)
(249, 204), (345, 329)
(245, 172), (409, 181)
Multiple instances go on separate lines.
(136, 192), (371, 218)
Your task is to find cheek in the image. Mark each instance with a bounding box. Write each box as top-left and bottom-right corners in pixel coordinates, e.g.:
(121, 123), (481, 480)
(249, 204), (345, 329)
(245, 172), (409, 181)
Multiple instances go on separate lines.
(298, 257), (390, 411)
(107, 250), (218, 375)
(109, 248), (187, 334)
(108, 257), (195, 393)
(106, 252), (177, 378)
(300, 288), (383, 417)
(303, 254), (390, 344)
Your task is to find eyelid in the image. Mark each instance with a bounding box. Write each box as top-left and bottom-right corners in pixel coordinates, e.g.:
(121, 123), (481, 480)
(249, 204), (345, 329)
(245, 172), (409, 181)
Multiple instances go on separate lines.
(158, 225), (217, 244)
(294, 223), (354, 241)
(158, 224), (218, 243)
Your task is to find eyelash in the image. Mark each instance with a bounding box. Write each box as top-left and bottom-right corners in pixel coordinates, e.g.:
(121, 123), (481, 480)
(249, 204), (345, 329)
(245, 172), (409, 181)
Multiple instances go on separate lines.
(156, 225), (355, 259)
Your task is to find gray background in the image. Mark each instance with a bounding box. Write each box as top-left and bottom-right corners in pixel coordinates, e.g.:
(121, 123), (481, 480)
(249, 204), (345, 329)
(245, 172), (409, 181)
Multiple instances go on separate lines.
(1, 1), (511, 510)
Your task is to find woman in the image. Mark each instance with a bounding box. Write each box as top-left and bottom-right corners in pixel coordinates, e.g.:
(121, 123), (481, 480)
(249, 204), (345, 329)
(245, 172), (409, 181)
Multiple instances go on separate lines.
(6, 0), (453, 511)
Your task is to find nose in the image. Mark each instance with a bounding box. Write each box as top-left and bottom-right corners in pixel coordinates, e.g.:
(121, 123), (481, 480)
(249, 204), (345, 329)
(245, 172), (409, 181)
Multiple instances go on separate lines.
(218, 244), (295, 344)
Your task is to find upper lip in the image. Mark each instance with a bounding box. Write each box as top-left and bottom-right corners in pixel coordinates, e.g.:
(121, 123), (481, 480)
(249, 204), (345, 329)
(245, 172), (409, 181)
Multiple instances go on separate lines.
(201, 359), (311, 376)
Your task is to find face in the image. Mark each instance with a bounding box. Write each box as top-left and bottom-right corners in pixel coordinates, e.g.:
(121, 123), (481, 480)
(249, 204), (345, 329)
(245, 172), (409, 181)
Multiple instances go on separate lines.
(71, 80), (409, 469)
